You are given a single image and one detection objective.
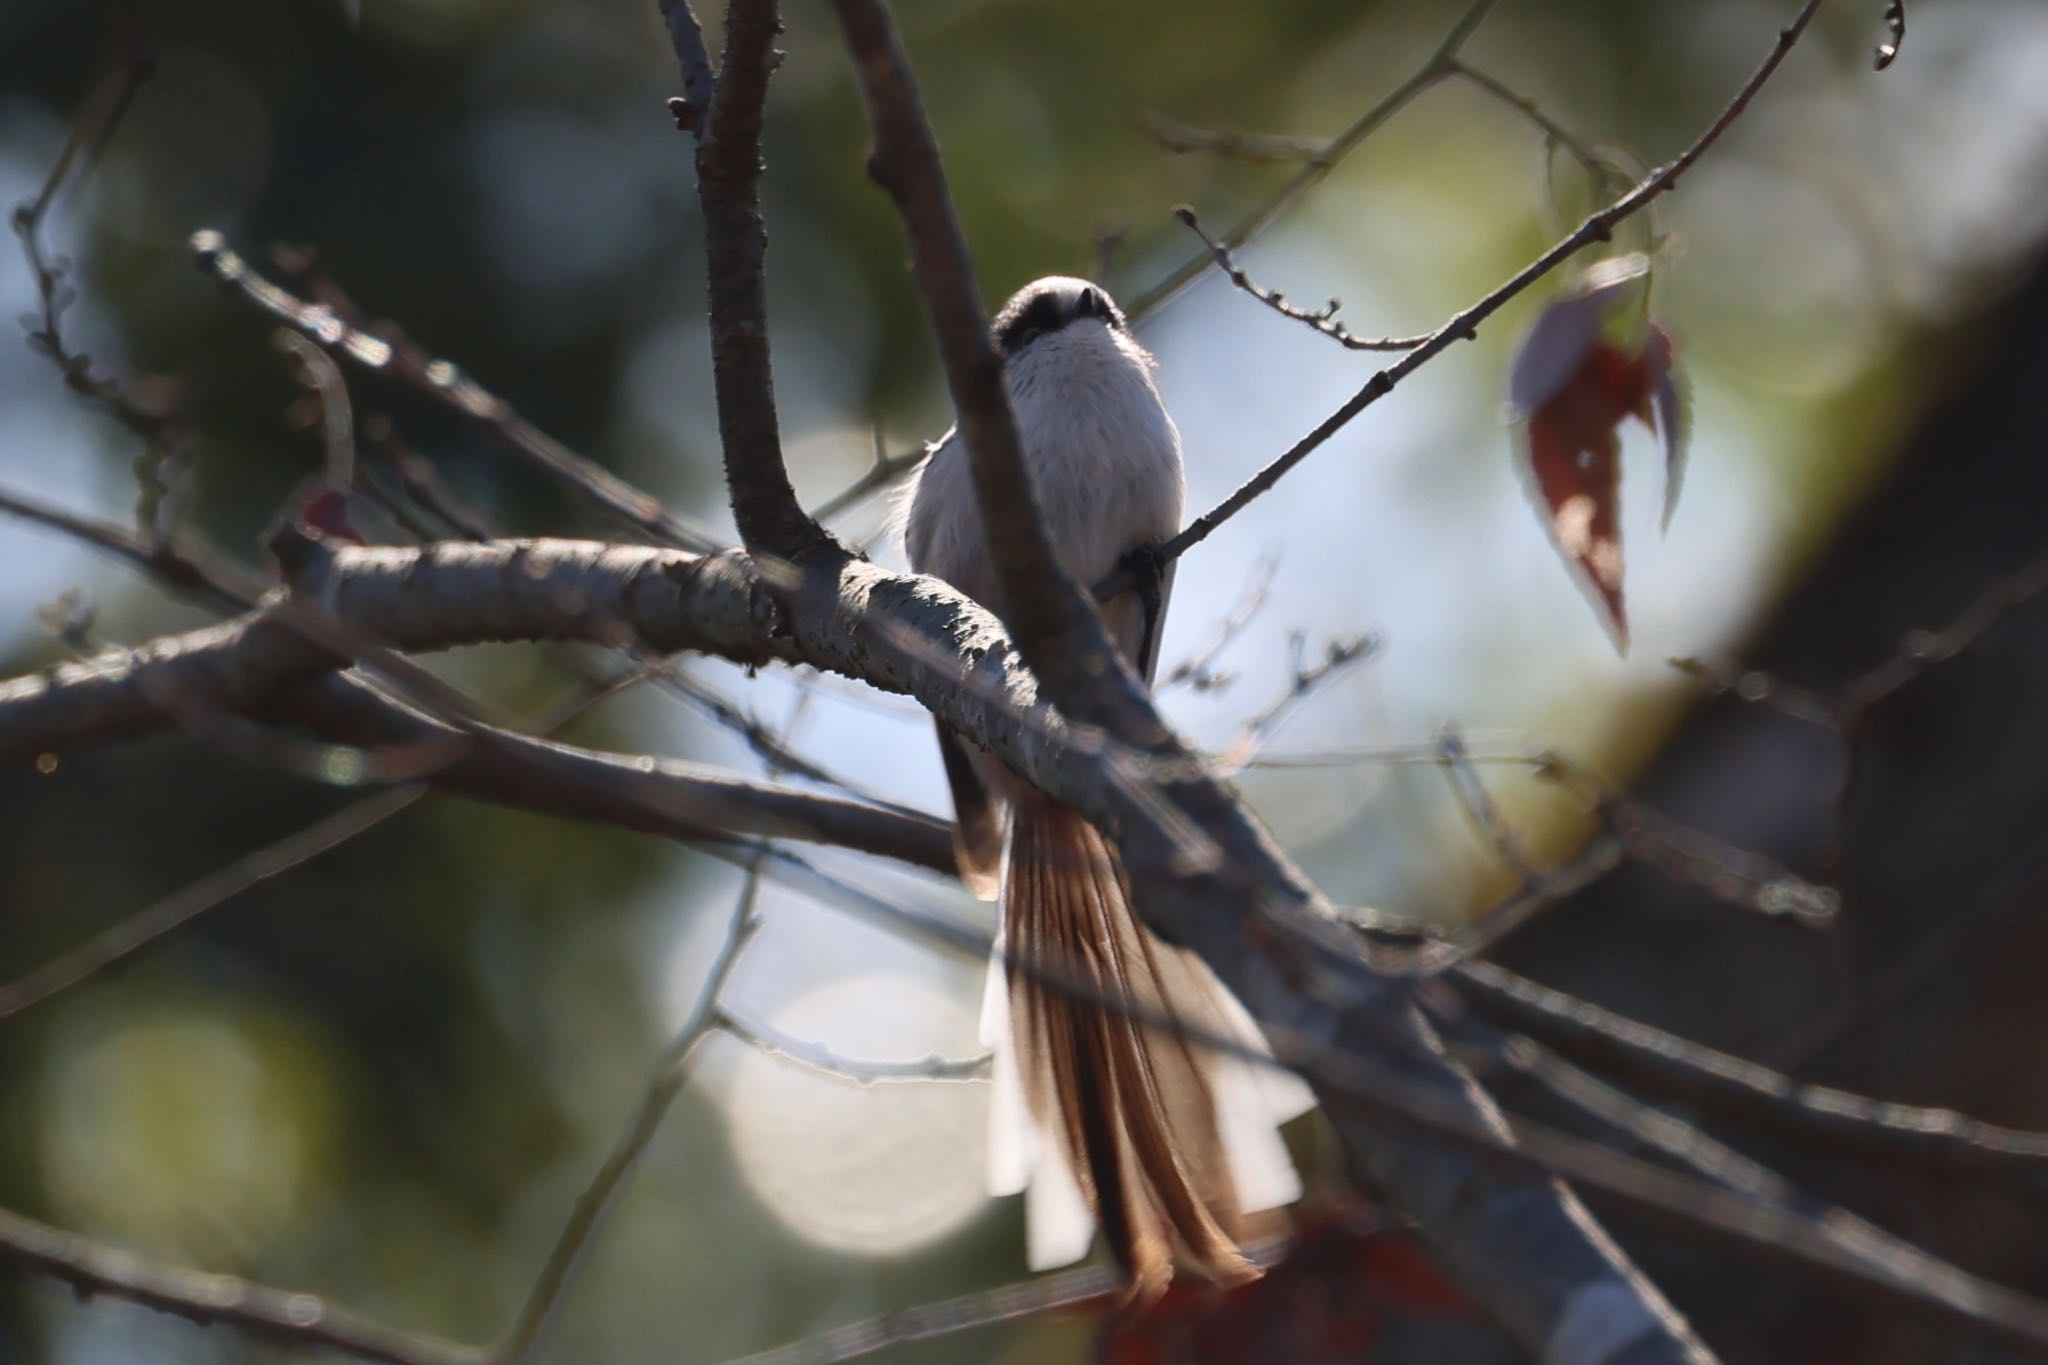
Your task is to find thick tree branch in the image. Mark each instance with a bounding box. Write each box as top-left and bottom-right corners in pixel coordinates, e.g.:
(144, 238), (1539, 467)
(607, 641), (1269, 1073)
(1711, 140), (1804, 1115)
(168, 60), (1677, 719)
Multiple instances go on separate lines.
(282, 673), (955, 873)
(683, 0), (833, 559)
(9, 535), (2048, 1353)
(0, 492), (939, 871)
(0, 530), (1713, 1360)
(826, 3), (1711, 1357)
(827, 0), (1112, 689)
(0, 539), (784, 760)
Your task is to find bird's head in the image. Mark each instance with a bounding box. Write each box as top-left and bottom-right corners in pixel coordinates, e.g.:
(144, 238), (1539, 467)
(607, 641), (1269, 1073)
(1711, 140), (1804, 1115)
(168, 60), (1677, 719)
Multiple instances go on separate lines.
(991, 277), (1148, 373)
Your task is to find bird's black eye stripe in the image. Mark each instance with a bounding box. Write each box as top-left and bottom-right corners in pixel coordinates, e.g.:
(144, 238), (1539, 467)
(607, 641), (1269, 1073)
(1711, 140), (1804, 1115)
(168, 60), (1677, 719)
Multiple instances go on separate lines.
(1082, 286), (1126, 331)
(997, 290), (1071, 356)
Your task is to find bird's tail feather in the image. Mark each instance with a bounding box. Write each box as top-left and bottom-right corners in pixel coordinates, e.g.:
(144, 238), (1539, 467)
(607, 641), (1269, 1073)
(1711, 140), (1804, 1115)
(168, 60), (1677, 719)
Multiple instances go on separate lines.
(983, 796), (1312, 1297)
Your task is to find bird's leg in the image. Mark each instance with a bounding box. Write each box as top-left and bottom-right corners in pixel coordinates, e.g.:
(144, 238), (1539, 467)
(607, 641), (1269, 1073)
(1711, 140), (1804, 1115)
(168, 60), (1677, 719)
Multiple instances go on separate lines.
(1121, 540), (1168, 678)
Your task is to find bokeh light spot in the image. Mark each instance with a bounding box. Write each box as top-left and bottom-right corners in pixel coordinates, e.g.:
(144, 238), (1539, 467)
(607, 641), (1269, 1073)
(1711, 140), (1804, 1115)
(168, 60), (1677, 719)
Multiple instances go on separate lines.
(722, 975), (988, 1257)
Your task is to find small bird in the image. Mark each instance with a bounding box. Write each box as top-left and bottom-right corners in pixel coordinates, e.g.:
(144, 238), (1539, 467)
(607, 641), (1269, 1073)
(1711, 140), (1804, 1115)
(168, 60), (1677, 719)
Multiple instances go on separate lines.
(903, 277), (1314, 1297)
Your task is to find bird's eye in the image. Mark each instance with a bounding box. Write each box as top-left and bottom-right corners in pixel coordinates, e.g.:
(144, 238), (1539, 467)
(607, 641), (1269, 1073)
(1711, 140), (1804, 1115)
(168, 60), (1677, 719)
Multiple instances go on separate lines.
(1012, 327), (1041, 348)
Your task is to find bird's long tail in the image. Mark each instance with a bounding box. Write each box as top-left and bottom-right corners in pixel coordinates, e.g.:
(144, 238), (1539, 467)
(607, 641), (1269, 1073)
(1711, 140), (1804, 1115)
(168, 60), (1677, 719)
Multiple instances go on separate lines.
(984, 795), (1315, 1297)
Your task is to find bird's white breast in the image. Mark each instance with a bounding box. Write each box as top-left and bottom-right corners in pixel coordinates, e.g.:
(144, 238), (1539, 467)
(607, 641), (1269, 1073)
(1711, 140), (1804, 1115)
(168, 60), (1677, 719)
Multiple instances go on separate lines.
(905, 321), (1184, 613)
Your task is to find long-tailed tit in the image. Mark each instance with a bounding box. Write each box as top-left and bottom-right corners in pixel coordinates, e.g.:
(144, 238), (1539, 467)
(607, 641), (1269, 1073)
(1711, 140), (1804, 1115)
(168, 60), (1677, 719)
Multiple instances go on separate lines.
(903, 277), (1314, 1297)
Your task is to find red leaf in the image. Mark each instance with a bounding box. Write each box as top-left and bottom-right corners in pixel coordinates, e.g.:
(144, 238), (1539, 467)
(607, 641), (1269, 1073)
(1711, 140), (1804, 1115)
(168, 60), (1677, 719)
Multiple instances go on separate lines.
(1640, 325), (1691, 531)
(1509, 260), (1685, 652)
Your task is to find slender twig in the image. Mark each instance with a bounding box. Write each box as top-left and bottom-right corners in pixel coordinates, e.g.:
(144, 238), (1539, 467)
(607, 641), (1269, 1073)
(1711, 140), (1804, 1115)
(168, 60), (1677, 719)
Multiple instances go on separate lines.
(0, 787), (421, 1021)
(1143, 113), (1334, 166)
(1424, 733), (1836, 957)
(1454, 1024), (1798, 1206)
(0, 484), (259, 612)
(716, 1006), (990, 1083)
(1123, 0), (1500, 322)
(1450, 959), (2048, 1182)
(1875, 1), (1906, 70)
(658, 0), (719, 127)
(361, 417), (498, 542)
(1673, 541), (2048, 870)
(720, 1225), (1320, 1365)
(0, 667), (711, 1023)
(1456, 1017), (2048, 1332)
(1433, 728), (1546, 884)
(12, 52), (189, 543)
(0, 1203), (482, 1365)
(1212, 630), (1378, 771)
(492, 865), (765, 1365)
(1446, 58), (1623, 194)
(275, 329), (358, 486)
(1157, 548), (1278, 693)
(811, 427), (931, 523)
(1175, 207), (1431, 351)
(724, 1259), (1125, 1365)
(1133, 0), (1829, 580)
(188, 233), (719, 553)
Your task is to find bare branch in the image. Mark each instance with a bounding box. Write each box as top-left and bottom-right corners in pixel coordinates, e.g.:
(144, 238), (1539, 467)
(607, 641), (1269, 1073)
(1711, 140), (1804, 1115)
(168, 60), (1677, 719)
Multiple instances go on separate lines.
(0, 537), (781, 760)
(1124, 0), (1499, 321)
(1212, 629), (1378, 771)
(1447, 59), (1625, 195)
(493, 867), (764, 1365)
(684, 0), (836, 559)
(1157, 548), (1277, 694)
(0, 484), (260, 614)
(0, 1203), (482, 1365)
(0, 786), (422, 1021)
(1468, 1028), (1793, 1206)
(1176, 207), (1431, 352)
(719, 1224), (1333, 1365)
(1143, 113), (1333, 166)
(829, 0), (1117, 691)
(1141, 0), (1828, 577)
(280, 672), (956, 873)
(12, 52), (190, 543)
(658, 0), (718, 129)
(356, 416), (896, 806)
(823, 5), (1717, 1357)
(716, 1006), (990, 1083)
(1673, 541), (2048, 870)
(723, 1258), (1127, 1365)
(810, 427), (930, 523)
(15, 525), (2048, 1354)
(275, 329), (358, 486)
(1450, 960), (2048, 1184)
(188, 233), (719, 553)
